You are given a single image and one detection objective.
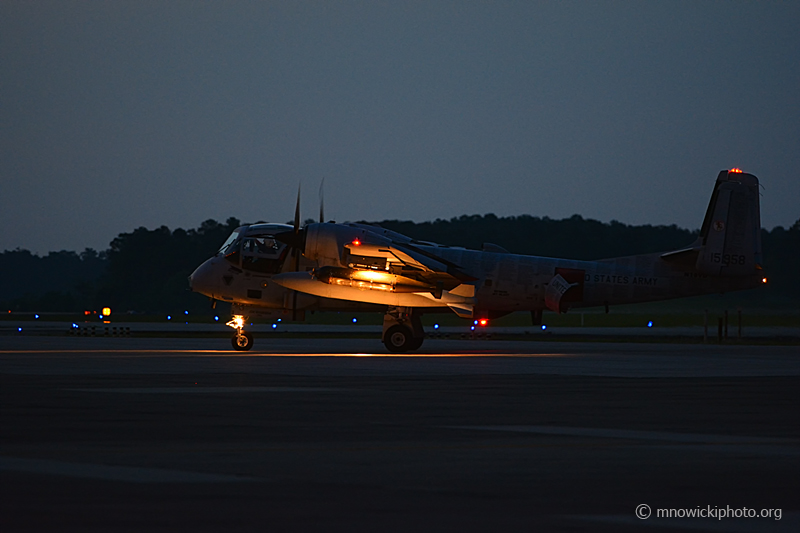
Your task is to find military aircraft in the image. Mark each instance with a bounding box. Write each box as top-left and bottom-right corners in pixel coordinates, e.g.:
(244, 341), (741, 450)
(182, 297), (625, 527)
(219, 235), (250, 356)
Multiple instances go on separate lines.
(189, 169), (765, 352)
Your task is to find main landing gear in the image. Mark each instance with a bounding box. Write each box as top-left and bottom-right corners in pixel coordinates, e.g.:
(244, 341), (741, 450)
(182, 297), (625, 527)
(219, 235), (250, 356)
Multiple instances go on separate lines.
(382, 307), (424, 353)
(226, 315), (254, 351)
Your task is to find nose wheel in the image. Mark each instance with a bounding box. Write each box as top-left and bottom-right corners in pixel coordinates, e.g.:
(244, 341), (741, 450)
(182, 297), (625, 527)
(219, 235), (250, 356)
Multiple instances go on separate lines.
(231, 330), (254, 351)
(226, 315), (254, 351)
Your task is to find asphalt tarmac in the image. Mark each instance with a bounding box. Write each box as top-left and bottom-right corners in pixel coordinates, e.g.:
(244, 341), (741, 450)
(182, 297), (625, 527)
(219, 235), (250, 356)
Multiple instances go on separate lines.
(1, 336), (798, 532)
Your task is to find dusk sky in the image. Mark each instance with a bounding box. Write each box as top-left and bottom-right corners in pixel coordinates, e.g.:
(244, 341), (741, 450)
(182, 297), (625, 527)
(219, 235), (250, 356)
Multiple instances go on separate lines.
(2, 2), (798, 254)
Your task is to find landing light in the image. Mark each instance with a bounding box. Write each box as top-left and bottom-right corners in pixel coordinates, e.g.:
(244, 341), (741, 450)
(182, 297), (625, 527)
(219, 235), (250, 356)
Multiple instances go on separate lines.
(762, 277), (768, 284)
(102, 307), (111, 316)
(729, 168), (743, 173)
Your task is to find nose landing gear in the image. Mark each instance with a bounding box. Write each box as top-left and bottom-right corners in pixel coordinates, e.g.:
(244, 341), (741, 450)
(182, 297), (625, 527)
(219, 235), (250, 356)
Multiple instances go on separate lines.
(226, 315), (254, 351)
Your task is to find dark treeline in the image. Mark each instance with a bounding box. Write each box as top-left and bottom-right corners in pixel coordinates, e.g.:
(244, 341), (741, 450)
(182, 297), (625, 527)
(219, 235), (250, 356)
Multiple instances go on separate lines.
(2, 215), (798, 313)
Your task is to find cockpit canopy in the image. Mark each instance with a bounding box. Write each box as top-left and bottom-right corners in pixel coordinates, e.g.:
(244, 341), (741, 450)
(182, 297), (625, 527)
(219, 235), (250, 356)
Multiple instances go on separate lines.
(218, 223), (293, 274)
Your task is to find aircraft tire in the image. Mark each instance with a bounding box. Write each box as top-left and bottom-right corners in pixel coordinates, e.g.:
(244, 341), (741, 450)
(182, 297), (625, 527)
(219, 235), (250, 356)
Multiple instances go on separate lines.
(384, 325), (415, 353)
(231, 331), (254, 351)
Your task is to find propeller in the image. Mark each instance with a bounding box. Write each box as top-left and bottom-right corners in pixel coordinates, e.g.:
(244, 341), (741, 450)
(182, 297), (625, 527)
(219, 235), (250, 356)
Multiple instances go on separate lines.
(273, 181), (325, 320)
(319, 178), (325, 223)
(275, 185), (305, 250)
(290, 185), (302, 320)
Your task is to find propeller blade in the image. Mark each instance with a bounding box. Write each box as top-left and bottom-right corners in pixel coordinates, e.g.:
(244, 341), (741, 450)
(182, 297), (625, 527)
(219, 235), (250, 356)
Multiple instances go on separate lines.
(319, 178), (325, 223)
(293, 183), (301, 234)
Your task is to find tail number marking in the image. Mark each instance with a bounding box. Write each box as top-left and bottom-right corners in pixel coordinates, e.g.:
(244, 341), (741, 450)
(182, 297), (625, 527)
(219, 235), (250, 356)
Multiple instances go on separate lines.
(711, 253), (746, 265)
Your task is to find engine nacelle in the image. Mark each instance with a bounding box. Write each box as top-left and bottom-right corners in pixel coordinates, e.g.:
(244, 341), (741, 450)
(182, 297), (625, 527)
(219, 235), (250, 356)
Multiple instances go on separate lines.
(303, 223), (393, 267)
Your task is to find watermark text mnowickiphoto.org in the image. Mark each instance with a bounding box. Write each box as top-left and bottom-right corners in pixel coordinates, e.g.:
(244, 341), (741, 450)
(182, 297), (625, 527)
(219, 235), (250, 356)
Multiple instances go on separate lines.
(635, 504), (782, 521)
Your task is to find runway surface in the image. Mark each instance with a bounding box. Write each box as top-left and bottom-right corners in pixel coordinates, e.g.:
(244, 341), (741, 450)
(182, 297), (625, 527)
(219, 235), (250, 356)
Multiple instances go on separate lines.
(1, 336), (798, 532)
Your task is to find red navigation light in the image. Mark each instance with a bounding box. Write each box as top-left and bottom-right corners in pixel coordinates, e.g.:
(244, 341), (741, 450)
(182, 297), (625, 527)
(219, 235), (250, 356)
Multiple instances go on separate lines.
(729, 168), (743, 173)
(352, 239), (361, 246)
(84, 310), (91, 316)
(479, 319), (488, 326)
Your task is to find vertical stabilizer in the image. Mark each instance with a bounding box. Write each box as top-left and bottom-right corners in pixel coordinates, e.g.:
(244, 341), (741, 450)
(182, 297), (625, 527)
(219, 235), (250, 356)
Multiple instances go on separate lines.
(696, 169), (762, 276)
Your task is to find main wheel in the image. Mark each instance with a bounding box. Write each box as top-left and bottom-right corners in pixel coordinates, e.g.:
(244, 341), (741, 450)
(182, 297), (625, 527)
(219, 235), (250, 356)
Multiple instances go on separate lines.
(384, 325), (416, 353)
(231, 331), (254, 351)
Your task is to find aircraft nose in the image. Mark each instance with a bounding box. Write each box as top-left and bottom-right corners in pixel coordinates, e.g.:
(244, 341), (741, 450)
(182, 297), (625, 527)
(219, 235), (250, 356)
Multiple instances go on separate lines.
(189, 258), (219, 296)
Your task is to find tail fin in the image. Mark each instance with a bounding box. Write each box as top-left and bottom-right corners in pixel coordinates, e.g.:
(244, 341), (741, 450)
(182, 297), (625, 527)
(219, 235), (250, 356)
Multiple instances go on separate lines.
(695, 169), (762, 276)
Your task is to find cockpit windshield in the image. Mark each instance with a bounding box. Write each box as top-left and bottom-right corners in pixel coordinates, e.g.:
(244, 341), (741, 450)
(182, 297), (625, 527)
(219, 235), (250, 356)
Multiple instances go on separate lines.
(217, 229), (243, 256)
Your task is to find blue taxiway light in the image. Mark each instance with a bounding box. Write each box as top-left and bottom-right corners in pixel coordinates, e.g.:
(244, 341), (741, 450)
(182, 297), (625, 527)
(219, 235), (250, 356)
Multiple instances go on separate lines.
(433, 324), (439, 329)
(18, 327), (22, 332)
(167, 315), (171, 320)
(647, 321), (653, 328)
(272, 323), (277, 329)
(541, 325), (547, 330)
(352, 318), (357, 323)
(214, 316), (219, 321)
(184, 310), (189, 315)
(34, 314), (39, 319)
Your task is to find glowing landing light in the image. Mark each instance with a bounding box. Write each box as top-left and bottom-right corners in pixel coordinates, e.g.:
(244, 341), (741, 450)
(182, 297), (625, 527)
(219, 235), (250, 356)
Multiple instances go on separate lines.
(762, 277), (768, 284)
(102, 307), (111, 316)
(226, 315), (245, 330)
(729, 168), (743, 173)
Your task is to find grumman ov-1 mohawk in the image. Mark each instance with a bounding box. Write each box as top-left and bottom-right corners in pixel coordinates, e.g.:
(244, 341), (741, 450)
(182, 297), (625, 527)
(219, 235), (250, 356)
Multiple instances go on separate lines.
(189, 169), (766, 352)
